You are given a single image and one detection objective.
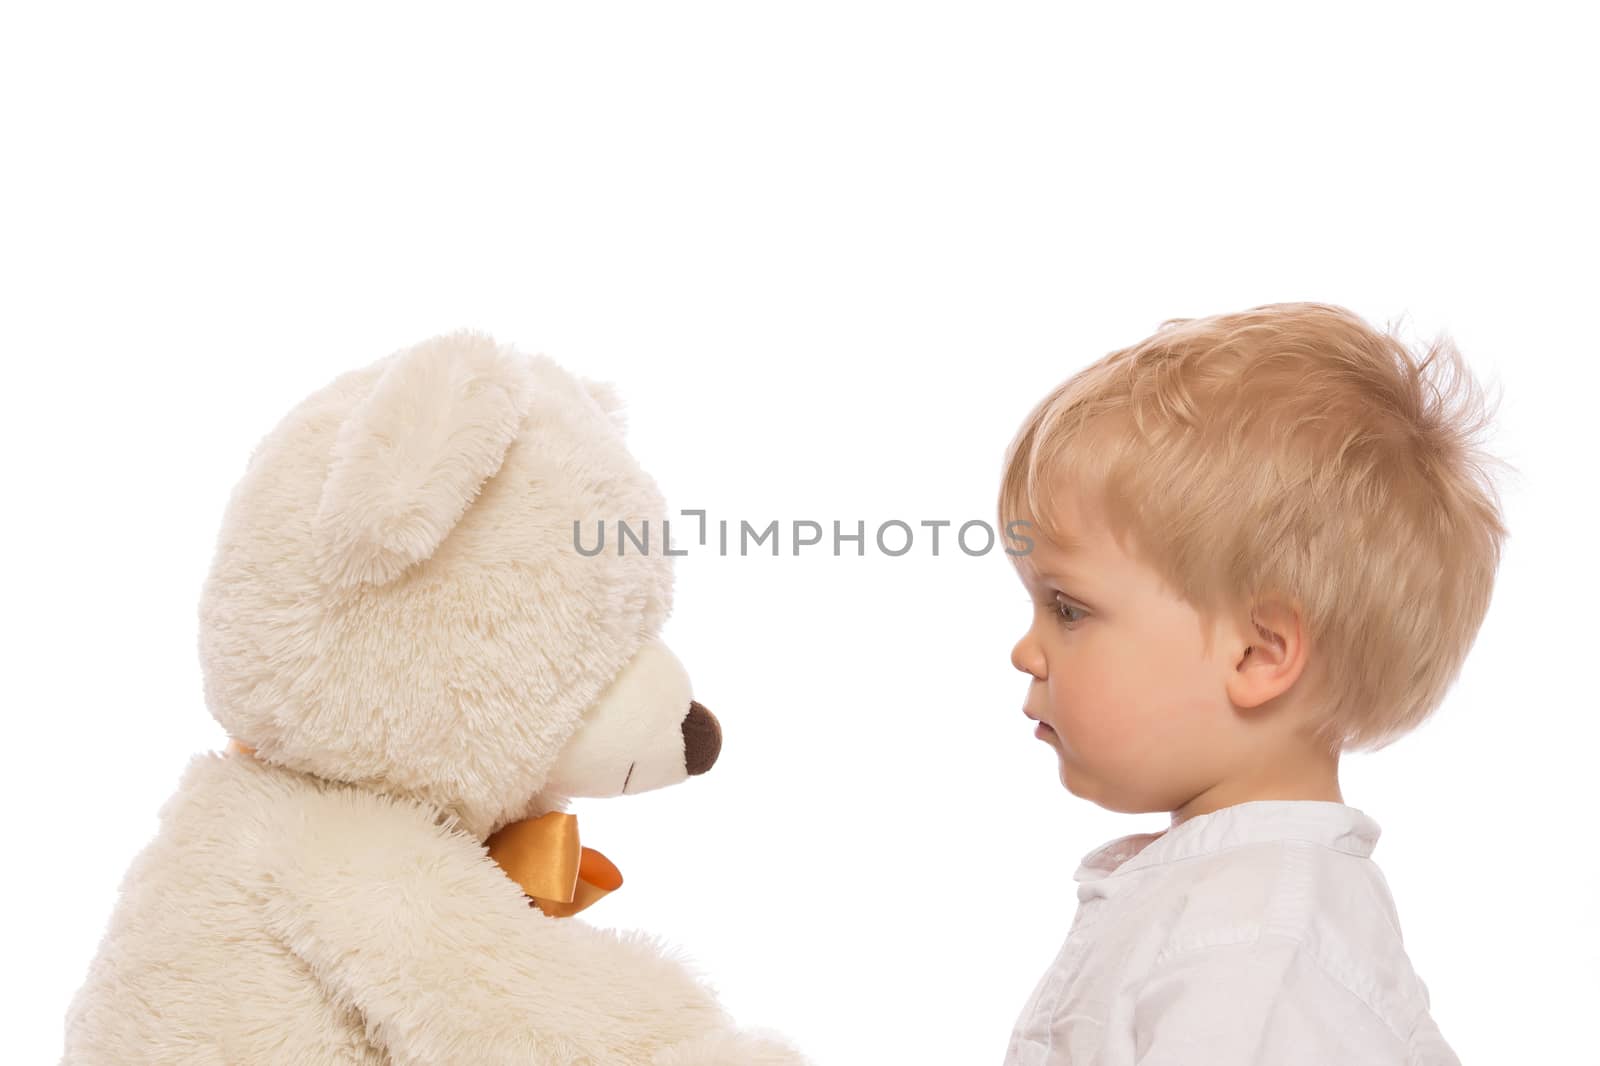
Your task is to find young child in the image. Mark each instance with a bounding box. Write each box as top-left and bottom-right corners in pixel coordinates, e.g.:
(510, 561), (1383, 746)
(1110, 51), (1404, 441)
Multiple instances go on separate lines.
(997, 302), (1510, 1066)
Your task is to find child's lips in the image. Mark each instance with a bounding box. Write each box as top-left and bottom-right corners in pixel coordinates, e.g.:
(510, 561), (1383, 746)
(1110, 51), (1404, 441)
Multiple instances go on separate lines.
(1025, 708), (1057, 740)
(1024, 706), (1053, 731)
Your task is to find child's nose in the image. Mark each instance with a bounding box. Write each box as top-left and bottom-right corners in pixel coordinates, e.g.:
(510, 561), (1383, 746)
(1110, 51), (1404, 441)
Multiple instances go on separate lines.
(1011, 633), (1044, 678)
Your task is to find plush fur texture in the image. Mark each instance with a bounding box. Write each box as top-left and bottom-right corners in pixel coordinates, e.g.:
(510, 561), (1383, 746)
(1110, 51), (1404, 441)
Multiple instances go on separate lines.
(61, 331), (808, 1065)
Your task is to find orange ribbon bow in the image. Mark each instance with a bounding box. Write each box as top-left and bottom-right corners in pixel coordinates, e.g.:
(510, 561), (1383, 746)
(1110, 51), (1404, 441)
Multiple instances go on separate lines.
(225, 738), (622, 918)
(484, 811), (623, 918)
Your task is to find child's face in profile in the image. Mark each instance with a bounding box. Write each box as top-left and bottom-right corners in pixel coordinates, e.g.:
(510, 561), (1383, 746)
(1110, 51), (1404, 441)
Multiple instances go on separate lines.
(1010, 497), (1245, 817)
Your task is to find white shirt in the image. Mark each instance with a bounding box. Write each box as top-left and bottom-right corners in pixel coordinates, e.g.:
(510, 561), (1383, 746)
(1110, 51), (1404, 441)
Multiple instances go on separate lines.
(1003, 800), (1460, 1065)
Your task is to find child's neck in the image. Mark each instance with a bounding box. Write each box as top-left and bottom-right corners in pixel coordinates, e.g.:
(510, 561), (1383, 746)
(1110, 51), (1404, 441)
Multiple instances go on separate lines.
(1169, 744), (1343, 830)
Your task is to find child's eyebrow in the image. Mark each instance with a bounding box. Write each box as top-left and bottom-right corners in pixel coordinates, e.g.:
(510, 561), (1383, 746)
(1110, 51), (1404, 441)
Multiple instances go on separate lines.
(1032, 559), (1089, 584)
(1032, 564), (1105, 601)
(1019, 572), (1105, 615)
(1017, 559), (1083, 590)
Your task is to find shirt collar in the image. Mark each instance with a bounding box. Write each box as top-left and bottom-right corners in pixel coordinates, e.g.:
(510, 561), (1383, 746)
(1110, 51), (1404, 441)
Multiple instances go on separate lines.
(1073, 800), (1382, 884)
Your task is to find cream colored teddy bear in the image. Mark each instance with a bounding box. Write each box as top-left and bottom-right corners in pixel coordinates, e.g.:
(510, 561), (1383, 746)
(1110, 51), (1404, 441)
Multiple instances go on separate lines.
(62, 330), (808, 1066)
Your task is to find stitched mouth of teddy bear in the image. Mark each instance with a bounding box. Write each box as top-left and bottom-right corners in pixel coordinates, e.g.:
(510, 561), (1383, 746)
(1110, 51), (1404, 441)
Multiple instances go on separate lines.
(622, 761), (635, 793)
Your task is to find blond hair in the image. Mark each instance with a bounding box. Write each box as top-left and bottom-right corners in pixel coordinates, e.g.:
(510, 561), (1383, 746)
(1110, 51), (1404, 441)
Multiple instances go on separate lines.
(998, 302), (1515, 754)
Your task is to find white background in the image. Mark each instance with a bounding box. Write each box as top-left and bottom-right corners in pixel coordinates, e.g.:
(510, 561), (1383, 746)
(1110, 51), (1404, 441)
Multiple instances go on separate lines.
(4, 3), (1595, 1063)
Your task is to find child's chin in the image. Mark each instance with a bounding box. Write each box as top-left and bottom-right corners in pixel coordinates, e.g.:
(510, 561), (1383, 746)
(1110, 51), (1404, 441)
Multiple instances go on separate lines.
(1056, 755), (1089, 795)
(1055, 752), (1112, 805)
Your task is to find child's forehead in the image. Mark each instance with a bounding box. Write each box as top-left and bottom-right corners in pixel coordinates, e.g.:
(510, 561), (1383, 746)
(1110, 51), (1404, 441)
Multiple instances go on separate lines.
(1013, 515), (1150, 593)
(1015, 491), (1099, 552)
(1012, 532), (1083, 582)
(1016, 509), (1089, 558)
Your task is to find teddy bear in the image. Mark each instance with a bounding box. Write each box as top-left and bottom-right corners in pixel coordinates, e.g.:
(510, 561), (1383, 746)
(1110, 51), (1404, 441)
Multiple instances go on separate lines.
(61, 329), (809, 1066)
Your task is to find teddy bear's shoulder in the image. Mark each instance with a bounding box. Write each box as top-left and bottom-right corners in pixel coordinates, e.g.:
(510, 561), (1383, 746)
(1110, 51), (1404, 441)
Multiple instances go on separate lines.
(125, 754), (467, 898)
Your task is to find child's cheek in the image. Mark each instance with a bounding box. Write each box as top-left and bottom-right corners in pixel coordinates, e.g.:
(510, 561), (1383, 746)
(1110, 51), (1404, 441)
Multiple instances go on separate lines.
(1057, 657), (1143, 758)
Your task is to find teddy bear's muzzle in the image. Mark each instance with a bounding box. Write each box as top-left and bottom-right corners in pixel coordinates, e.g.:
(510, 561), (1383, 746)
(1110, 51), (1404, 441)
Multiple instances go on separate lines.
(683, 700), (721, 775)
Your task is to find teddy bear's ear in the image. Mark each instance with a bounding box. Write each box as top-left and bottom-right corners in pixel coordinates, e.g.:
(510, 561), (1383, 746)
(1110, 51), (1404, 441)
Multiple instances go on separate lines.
(580, 376), (628, 434)
(313, 330), (537, 589)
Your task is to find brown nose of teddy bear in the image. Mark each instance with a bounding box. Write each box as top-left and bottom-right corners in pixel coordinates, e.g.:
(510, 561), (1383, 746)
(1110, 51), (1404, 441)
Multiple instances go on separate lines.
(683, 700), (721, 776)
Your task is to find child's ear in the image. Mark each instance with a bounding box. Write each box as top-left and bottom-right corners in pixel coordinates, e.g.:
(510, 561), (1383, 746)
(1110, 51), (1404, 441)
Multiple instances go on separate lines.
(312, 330), (537, 589)
(1226, 598), (1309, 710)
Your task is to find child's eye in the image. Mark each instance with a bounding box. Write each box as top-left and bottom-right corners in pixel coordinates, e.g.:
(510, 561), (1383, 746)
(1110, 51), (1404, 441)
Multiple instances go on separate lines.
(1051, 598), (1087, 628)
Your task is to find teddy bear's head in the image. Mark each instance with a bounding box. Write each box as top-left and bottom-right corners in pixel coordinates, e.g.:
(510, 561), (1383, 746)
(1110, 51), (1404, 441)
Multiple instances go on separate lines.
(197, 329), (718, 840)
